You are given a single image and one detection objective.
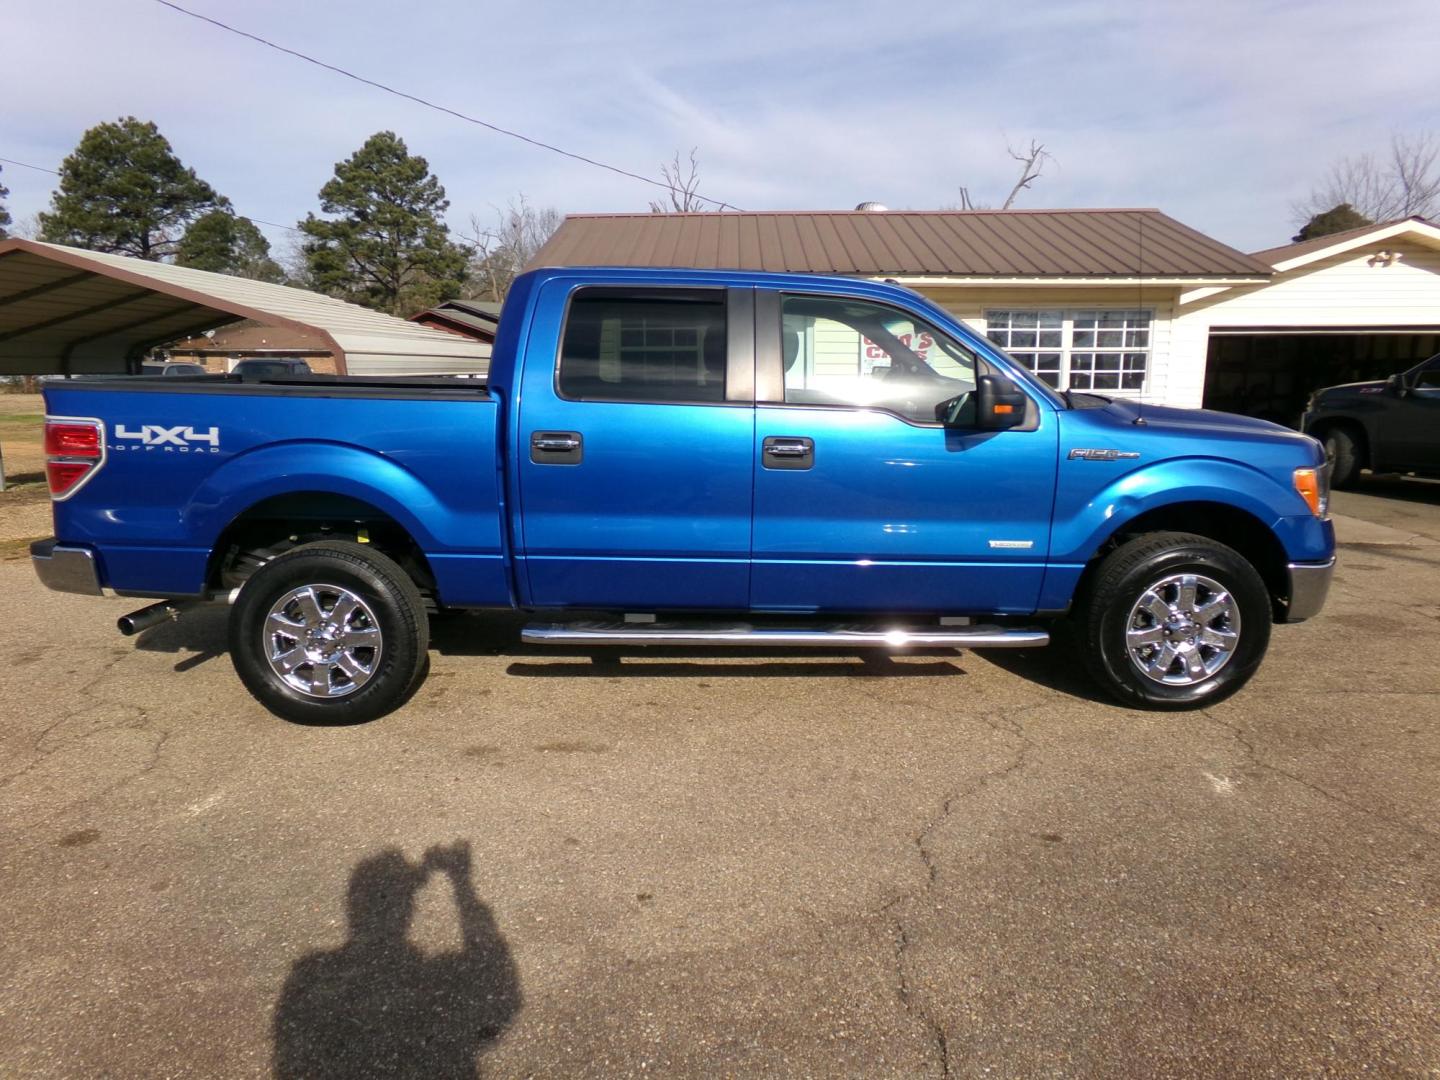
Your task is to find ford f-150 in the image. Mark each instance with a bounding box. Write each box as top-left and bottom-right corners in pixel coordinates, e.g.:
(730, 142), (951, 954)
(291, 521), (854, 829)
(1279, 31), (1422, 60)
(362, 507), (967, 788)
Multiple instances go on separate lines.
(32, 267), (1335, 722)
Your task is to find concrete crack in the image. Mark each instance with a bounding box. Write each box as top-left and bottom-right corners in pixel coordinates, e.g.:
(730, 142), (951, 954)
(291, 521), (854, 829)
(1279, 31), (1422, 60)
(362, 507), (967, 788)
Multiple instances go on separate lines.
(1205, 712), (1439, 848)
(880, 705), (1043, 1079)
(893, 920), (950, 1079)
(0, 645), (175, 824)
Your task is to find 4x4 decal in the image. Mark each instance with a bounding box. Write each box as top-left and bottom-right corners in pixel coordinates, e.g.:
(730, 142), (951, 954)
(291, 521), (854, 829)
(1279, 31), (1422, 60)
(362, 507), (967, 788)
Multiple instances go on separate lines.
(113, 424), (221, 452)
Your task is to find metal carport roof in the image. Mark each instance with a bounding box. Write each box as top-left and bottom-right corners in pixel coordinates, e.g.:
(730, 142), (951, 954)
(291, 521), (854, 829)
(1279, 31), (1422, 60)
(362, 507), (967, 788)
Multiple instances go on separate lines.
(0, 239), (490, 376)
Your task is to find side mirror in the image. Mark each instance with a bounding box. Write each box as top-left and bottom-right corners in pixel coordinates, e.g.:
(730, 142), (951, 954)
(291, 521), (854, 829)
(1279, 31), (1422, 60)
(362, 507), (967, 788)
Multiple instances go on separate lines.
(1386, 373), (1408, 396)
(973, 374), (1028, 430)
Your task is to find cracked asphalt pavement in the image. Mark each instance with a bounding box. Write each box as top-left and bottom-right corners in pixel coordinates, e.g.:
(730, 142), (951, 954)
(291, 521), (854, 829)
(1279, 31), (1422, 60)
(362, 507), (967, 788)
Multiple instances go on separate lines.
(1, 479), (1438, 1077)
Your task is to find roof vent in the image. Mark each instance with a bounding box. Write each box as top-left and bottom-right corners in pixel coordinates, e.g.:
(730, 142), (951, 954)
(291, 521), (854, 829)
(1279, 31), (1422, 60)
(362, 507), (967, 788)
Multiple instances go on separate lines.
(854, 201), (889, 212)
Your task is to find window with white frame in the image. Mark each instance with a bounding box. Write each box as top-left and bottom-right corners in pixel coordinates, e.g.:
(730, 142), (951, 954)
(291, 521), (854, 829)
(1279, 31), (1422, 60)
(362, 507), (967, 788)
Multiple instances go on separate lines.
(985, 309), (1152, 393)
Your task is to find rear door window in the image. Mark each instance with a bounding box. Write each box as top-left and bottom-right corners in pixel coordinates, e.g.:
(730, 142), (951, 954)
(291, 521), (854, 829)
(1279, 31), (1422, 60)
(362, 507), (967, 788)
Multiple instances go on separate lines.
(558, 290), (727, 404)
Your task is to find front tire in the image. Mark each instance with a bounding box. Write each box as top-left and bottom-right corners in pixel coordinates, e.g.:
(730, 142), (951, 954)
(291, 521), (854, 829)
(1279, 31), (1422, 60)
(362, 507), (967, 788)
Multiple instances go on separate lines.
(1074, 531), (1271, 710)
(1323, 427), (1361, 488)
(229, 541), (429, 724)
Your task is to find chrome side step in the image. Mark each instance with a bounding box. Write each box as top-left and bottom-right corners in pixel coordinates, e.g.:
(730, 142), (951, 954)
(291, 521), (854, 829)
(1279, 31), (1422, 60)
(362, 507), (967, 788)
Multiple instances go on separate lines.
(520, 621), (1049, 649)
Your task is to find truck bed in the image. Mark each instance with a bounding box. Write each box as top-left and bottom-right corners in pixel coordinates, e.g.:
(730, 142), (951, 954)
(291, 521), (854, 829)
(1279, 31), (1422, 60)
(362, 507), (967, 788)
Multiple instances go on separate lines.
(43, 377), (509, 605)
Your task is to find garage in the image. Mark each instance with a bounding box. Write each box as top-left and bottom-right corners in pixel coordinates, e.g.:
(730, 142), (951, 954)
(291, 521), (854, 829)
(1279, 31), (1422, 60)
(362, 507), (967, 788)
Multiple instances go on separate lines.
(1176, 217), (1440, 424)
(1202, 329), (1440, 424)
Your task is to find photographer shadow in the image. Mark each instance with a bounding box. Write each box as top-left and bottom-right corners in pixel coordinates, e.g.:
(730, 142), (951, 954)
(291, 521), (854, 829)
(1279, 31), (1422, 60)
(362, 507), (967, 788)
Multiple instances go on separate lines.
(273, 842), (521, 1079)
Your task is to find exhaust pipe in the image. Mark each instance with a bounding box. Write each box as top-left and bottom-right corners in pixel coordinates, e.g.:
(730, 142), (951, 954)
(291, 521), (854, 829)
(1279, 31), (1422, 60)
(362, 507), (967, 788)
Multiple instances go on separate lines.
(117, 600), (195, 637)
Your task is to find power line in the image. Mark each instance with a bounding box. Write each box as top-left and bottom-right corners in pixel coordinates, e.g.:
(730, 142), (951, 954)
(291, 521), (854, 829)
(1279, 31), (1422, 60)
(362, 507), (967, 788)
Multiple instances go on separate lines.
(0, 154), (303, 234)
(0, 156), (58, 174)
(150, 0), (742, 211)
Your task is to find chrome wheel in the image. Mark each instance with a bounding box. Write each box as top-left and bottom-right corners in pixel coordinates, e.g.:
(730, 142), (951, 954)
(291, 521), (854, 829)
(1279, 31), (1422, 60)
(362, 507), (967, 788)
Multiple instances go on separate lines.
(264, 584), (382, 699)
(1125, 573), (1240, 686)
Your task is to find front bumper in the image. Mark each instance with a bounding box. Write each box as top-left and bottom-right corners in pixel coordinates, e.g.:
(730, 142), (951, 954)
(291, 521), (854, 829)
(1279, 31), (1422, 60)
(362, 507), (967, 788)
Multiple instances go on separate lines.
(1284, 557), (1336, 622)
(31, 539), (104, 596)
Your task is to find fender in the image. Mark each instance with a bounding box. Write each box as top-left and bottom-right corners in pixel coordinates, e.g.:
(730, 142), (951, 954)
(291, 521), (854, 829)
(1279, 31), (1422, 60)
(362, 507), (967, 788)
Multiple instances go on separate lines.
(184, 441), (503, 556)
(1050, 455), (1311, 564)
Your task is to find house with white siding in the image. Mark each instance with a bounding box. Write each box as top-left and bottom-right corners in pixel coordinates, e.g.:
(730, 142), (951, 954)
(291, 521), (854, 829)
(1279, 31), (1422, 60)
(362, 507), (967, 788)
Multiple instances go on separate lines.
(1171, 216), (1440, 421)
(530, 211), (1440, 424)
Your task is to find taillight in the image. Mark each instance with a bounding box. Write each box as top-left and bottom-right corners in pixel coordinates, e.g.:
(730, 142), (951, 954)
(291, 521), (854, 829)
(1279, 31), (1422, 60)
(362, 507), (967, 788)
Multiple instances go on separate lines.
(44, 417), (106, 500)
(45, 422), (101, 456)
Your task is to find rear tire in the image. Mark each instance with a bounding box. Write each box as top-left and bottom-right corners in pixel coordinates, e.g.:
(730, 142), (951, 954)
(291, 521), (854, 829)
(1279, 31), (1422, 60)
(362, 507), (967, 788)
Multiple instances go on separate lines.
(229, 541), (429, 724)
(1323, 427), (1361, 488)
(1074, 531), (1271, 710)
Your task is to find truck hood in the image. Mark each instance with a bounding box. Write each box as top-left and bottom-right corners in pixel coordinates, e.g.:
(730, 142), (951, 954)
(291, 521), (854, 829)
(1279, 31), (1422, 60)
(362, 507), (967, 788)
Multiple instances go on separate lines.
(1100, 398), (1297, 437)
(1313, 379), (1387, 400)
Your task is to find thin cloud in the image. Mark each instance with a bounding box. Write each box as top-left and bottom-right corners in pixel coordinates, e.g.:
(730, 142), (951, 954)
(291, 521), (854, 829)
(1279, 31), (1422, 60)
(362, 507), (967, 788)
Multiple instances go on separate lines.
(3, 0), (1436, 250)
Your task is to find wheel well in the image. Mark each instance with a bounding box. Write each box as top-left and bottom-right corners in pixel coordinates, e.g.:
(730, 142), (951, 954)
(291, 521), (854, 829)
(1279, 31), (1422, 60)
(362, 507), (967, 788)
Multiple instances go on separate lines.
(207, 492), (437, 602)
(1083, 502), (1291, 621)
(1307, 417), (1369, 467)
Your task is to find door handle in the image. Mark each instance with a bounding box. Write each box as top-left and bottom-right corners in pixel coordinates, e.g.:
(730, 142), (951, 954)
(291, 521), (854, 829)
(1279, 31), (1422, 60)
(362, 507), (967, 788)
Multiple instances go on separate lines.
(530, 431), (583, 464)
(762, 436), (814, 470)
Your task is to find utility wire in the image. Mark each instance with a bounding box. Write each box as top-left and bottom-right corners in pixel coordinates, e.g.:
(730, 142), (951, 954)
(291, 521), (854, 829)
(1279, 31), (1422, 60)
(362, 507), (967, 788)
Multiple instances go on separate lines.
(0, 156), (57, 174)
(150, 0), (742, 211)
(0, 154), (303, 234)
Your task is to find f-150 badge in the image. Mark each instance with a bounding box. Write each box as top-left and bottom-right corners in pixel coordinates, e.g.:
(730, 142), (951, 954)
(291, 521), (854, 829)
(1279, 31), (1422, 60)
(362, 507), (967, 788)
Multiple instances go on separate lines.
(1068, 448), (1140, 461)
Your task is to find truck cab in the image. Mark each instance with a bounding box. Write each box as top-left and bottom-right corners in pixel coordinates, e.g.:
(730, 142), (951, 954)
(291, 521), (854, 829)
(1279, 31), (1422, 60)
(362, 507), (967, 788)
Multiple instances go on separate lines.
(1303, 352), (1440, 485)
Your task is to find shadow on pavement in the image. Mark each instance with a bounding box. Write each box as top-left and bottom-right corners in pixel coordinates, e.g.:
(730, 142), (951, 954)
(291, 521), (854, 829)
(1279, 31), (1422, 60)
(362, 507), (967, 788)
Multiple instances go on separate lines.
(131, 604), (228, 671)
(273, 841), (521, 1079)
(975, 632), (1116, 707)
(1346, 473), (1440, 506)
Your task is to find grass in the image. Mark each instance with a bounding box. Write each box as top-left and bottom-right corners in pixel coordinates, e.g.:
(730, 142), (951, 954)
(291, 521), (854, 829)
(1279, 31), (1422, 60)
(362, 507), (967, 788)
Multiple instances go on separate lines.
(0, 535), (45, 561)
(0, 413), (44, 442)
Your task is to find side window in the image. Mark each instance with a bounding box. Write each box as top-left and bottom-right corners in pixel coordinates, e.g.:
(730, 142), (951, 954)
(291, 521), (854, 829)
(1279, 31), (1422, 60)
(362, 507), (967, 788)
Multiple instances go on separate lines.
(559, 290), (726, 403)
(779, 295), (977, 424)
(1412, 355), (1440, 396)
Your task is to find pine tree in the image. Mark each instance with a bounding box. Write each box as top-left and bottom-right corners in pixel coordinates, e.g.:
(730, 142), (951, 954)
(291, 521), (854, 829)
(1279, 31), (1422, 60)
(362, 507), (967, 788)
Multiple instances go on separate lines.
(1292, 203), (1375, 243)
(177, 210), (284, 281)
(300, 132), (469, 314)
(38, 117), (226, 259)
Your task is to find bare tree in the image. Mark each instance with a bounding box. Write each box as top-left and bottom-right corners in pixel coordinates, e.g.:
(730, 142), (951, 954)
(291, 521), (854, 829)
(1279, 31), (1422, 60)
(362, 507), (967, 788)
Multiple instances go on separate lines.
(648, 148), (706, 213)
(1293, 133), (1440, 225)
(954, 138), (1055, 210)
(7, 212), (43, 240)
(464, 196), (563, 302)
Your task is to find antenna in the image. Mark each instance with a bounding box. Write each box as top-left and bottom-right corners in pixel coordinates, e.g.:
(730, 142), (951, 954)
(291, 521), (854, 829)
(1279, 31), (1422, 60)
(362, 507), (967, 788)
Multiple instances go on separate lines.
(1134, 210), (1147, 425)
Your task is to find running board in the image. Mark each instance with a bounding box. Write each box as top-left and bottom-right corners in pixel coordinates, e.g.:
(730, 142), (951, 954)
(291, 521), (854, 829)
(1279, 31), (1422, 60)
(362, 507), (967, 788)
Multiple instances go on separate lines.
(520, 621), (1049, 649)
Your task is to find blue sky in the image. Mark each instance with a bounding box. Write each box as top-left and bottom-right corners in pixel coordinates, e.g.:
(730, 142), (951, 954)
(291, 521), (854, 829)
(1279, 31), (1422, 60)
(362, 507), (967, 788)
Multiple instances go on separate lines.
(3, 0), (1438, 254)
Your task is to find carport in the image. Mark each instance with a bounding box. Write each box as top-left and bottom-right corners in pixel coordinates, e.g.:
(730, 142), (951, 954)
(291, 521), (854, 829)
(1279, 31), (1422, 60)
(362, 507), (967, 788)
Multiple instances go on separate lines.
(0, 238), (490, 376)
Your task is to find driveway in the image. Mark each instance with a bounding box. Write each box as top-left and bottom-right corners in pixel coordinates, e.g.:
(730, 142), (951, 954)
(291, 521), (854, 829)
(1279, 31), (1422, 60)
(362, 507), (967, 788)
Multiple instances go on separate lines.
(0, 480), (1437, 1077)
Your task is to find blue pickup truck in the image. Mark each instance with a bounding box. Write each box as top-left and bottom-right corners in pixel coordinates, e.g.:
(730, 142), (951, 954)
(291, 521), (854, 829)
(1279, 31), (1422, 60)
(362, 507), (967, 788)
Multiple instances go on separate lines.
(33, 267), (1335, 722)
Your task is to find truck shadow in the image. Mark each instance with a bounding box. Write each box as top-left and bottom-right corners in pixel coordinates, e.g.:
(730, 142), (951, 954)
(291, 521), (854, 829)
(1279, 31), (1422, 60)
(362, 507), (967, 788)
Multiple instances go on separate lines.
(130, 604), (228, 671)
(1346, 473), (1440, 506)
(132, 608), (1110, 699)
(272, 841), (521, 1079)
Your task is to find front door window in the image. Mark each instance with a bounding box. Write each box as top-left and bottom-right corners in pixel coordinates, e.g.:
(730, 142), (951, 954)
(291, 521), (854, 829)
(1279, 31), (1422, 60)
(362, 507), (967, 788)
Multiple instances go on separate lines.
(780, 295), (977, 424)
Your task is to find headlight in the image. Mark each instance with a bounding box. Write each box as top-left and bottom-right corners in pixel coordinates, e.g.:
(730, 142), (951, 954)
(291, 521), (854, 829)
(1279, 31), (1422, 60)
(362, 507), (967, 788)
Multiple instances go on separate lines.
(1293, 464), (1331, 518)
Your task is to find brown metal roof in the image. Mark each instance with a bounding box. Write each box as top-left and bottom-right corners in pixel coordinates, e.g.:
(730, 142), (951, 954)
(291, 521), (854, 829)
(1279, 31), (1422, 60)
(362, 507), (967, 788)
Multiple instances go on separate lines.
(529, 209), (1273, 278)
(1249, 216), (1435, 267)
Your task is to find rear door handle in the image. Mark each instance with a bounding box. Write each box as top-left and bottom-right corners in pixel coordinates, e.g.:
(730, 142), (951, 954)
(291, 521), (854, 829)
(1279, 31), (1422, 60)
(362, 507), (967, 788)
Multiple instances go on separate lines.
(530, 430), (583, 464)
(762, 436), (814, 470)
